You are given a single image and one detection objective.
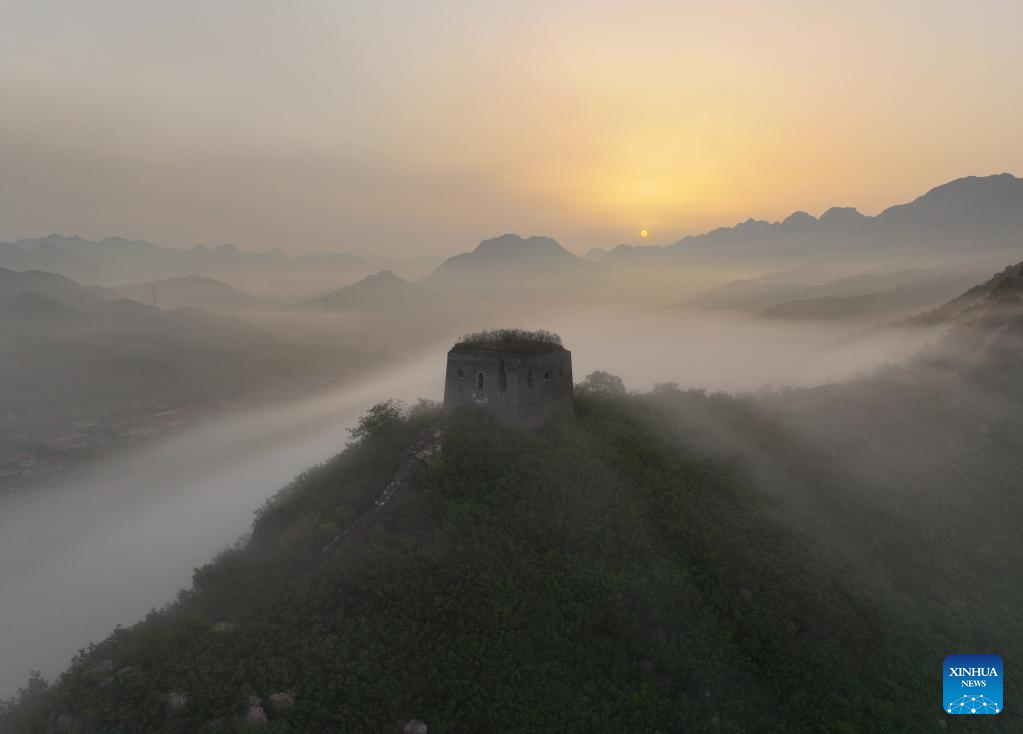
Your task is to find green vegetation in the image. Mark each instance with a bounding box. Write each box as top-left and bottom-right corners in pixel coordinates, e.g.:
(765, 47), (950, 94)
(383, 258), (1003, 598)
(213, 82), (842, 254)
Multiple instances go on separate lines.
(576, 370), (626, 396)
(4, 353), (1022, 732)
(345, 399), (412, 445)
(452, 329), (564, 354)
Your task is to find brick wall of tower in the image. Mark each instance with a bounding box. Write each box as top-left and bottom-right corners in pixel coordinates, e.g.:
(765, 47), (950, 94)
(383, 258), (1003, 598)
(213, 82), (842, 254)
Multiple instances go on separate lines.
(443, 348), (574, 427)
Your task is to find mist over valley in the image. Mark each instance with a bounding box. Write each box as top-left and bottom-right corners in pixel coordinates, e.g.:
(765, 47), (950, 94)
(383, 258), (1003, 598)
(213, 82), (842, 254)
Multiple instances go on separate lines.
(3, 4), (1023, 726)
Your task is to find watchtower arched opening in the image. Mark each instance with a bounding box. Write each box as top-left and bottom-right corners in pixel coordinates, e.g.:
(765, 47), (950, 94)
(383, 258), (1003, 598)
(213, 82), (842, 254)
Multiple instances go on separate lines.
(476, 372), (485, 391)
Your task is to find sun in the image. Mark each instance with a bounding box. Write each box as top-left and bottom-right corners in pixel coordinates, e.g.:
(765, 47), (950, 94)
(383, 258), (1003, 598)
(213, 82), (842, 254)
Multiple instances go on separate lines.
(640, 229), (649, 238)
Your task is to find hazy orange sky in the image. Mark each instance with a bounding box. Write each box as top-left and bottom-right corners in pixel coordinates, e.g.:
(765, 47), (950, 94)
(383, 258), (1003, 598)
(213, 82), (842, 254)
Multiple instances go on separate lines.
(2, 1), (1021, 258)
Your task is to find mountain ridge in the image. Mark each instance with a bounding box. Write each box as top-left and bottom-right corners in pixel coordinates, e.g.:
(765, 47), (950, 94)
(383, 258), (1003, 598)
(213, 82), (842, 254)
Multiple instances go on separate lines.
(894, 260), (1023, 327)
(307, 270), (437, 311)
(0, 235), (373, 299)
(113, 275), (276, 313)
(0, 266), (116, 312)
(5, 173), (1022, 288)
(422, 233), (596, 292)
(599, 173), (1023, 265)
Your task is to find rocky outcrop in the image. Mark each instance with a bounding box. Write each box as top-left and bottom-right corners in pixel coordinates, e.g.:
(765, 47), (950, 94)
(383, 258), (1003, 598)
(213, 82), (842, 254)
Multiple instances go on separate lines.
(114, 666), (139, 681)
(165, 691), (188, 714)
(89, 660), (114, 676)
(245, 704), (268, 727)
(321, 425), (442, 554)
(268, 692), (295, 711)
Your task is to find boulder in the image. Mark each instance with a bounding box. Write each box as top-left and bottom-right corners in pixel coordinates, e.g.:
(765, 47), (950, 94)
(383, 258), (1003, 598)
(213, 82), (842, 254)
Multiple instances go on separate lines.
(245, 704), (268, 727)
(165, 691), (188, 714)
(115, 666), (140, 681)
(269, 692), (295, 711)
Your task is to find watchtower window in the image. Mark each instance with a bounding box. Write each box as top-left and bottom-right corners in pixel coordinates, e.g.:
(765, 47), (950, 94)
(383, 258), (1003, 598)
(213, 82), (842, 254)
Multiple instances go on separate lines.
(476, 372), (485, 391)
(498, 360), (507, 392)
(544, 371), (550, 381)
(527, 370), (534, 390)
(558, 366), (565, 378)
(457, 368), (464, 379)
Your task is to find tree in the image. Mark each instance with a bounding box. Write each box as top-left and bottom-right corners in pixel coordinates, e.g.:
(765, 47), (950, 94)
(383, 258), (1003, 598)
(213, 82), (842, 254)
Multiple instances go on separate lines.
(409, 398), (440, 419)
(0, 671), (50, 731)
(347, 399), (407, 443)
(579, 371), (626, 396)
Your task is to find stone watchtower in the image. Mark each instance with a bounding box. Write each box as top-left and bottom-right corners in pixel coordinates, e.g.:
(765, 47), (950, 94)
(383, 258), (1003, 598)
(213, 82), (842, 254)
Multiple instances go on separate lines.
(443, 329), (574, 427)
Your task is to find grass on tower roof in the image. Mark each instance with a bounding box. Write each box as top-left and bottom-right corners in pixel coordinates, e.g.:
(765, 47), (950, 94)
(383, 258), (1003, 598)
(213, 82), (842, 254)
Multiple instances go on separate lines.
(451, 329), (566, 354)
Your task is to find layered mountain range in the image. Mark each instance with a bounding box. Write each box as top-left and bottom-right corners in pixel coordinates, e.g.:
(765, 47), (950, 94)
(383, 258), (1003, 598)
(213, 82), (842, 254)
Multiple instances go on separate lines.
(590, 173), (1023, 266)
(4, 174), (1023, 307)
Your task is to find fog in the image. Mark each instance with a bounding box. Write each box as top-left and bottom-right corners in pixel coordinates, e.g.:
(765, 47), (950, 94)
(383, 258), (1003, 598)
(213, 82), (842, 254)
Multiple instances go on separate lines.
(545, 306), (943, 393)
(0, 355), (443, 698)
(0, 308), (942, 698)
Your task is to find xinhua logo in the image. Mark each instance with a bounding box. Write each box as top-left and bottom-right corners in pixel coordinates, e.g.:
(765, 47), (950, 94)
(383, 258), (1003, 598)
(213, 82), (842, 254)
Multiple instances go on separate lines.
(944, 654), (1002, 714)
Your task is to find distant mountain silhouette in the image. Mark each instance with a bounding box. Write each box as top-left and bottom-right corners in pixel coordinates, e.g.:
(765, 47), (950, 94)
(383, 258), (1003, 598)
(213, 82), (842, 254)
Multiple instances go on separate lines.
(295, 251), (368, 267)
(423, 234), (596, 292)
(875, 173), (1023, 234)
(113, 275), (276, 313)
(688, 265), (926, 312)
(308, 270), (436, 312)
(0, 238), (91, 275)
(759, 267), (993, 323)
(94, 299), (280, 350)
(690, 260), (998, 319)
(0, 235), (372, 298)
(898, 260), (1023, 327)
(0, 291), (86, 326)
(0, 269), (372, 447)
(604, 174), (1023, 266)
(0, 266), (115, 312)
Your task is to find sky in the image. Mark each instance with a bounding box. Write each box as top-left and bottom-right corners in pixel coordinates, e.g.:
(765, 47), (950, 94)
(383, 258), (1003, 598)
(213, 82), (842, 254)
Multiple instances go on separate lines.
(1, 0), (1021, 258)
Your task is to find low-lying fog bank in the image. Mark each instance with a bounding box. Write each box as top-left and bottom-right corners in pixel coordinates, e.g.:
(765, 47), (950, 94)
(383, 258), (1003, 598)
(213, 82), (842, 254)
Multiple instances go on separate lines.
(522, 306), (944, 393)
(0, 308), (939, 697)
(0, 355), (444, 698)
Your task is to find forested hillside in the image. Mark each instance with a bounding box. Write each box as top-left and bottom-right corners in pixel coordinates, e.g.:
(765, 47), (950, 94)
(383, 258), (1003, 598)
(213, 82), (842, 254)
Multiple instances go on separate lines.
(4, 322), (1022, 733)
